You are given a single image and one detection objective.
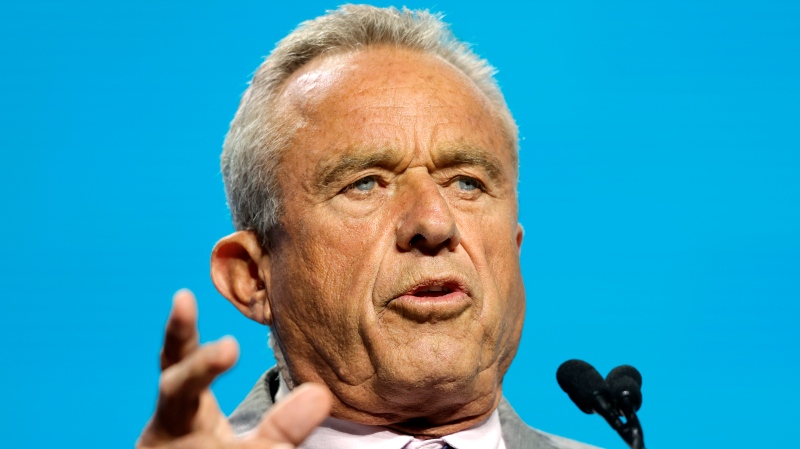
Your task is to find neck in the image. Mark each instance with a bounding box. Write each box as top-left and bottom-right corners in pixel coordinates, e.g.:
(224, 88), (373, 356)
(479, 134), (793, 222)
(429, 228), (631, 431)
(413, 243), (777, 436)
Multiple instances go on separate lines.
(278, 369), (503, 438)
(382, 401), (501, 438)
(329, 396), (502, 439)
(279, 352), (502, 439)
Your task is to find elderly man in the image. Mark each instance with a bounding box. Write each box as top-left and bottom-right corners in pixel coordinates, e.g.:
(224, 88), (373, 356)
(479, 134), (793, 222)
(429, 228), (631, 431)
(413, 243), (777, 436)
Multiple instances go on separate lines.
(137, 5), (595, 449)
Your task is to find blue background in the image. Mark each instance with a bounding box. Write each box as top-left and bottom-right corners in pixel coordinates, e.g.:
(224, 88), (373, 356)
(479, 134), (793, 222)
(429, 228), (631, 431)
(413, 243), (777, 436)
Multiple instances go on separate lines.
(1, 1), (798, 447)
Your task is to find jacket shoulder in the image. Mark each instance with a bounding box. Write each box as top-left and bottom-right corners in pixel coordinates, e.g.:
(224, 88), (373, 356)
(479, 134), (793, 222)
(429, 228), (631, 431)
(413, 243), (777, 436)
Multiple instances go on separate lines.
(227, 367), (280, 436)
(498, 398), (601, 449)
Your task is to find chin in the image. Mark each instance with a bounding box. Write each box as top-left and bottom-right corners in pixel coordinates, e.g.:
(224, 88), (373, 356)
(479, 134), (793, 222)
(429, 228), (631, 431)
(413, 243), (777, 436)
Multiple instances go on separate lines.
(371, 341), (500, 414)
(374, 364), (501, 429)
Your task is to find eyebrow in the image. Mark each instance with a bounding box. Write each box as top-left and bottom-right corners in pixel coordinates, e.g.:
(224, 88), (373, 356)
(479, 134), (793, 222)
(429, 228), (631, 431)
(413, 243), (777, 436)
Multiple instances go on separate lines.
(315, 144), (506, 189)
(316, 147), (404, 188)
(432, 145), (505, 181)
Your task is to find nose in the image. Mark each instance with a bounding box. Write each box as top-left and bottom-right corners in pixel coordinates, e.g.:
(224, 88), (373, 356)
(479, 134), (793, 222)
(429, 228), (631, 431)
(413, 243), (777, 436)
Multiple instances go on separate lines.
(395, 176), (461, 254)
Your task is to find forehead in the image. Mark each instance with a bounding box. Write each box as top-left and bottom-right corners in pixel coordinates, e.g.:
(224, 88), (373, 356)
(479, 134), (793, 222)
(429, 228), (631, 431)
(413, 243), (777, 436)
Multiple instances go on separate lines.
(283, 46), (487, 109)
(275, 46), (514, 172)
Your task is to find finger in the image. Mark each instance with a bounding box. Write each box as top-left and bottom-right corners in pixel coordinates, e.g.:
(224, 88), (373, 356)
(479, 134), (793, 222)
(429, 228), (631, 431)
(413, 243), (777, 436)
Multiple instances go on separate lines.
(254, 383), (332, 445)
(150, 432), (222, 449)
(161, 289), (200, 370)
(154, 435), (293, 449)
(154, 337), (239, 437)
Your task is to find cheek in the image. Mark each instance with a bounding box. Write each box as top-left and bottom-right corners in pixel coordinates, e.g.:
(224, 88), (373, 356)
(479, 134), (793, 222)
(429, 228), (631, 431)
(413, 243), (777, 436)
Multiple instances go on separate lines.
(480, 216), (524, 316)
(456, 201), (520, 277)
(271, 205), (391, 334)
(456, 207), (524, 332)
(269, 210), (396, 383)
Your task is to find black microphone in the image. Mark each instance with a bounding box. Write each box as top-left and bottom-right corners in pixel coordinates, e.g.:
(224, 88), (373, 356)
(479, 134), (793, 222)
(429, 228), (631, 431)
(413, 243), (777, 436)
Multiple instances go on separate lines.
(606, 365), (643, 413)
(557, 360), (646, 449)
(607, 364), (642, 388)
(556, 360), (622, 427)
(606, 365), (645, 449)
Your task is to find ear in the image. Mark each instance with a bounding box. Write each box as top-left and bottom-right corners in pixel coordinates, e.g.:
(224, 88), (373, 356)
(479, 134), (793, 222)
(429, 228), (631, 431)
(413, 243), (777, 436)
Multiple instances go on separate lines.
(210, 230), (273, 325)
(516, 223), (524, 253)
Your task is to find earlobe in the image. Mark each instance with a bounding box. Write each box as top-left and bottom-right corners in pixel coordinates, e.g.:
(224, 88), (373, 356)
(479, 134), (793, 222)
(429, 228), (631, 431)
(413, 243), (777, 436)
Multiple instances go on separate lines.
(210, 231), (273, 325)
(516, 223), (524, 253)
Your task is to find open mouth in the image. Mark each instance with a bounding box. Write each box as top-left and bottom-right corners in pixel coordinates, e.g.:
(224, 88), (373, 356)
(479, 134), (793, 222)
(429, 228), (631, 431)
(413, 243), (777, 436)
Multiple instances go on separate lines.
(411, 285), (454, 298)
(390, 280), (471, 321)
(405, 282), (464, 299)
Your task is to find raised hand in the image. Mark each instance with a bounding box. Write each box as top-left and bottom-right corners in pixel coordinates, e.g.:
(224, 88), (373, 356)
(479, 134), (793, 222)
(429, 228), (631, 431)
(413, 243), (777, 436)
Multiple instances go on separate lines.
(136, 290), (331, 449)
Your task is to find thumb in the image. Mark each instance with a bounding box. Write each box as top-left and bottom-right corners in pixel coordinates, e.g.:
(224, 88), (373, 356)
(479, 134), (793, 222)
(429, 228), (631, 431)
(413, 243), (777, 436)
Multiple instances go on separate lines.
(254, 383), (332, 445)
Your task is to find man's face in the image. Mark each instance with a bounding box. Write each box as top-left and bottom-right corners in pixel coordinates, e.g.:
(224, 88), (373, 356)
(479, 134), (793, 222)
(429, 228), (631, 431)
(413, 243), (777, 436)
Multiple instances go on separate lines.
(264, 46), (525, 427)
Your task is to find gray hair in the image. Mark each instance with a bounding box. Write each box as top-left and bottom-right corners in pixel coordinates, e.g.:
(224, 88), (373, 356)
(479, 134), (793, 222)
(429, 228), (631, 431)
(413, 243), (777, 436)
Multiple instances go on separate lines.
(221, 4), (518, 247)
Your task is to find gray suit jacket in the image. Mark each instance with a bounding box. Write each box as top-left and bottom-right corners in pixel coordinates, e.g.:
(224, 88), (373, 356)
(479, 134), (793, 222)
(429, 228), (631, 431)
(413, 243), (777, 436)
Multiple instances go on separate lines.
(228, 367), (599, 449)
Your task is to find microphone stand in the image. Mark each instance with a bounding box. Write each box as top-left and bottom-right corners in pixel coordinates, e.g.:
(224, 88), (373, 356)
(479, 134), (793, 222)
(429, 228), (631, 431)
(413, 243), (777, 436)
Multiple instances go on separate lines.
(614, 393), (646, 449)
(592, 391), (646, 449)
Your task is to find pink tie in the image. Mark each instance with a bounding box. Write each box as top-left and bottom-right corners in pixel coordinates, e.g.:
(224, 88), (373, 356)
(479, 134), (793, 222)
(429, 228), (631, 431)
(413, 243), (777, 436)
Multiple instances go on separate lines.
(403, 439), (450, 449)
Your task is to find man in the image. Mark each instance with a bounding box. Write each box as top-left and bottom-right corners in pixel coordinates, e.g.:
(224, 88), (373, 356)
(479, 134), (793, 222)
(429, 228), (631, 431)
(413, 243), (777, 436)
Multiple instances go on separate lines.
(137, 5), (596, 449)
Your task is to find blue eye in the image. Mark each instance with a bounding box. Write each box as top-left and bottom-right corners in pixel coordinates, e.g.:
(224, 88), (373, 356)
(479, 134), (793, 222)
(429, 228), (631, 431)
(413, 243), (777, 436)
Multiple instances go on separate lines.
(353, 176), (376, 191)
(457, 177), (481, 191)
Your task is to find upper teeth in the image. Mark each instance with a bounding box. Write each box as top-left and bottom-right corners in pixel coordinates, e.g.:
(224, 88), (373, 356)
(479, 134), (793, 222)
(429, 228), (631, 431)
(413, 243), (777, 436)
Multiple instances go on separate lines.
(423, 286), (447, 292)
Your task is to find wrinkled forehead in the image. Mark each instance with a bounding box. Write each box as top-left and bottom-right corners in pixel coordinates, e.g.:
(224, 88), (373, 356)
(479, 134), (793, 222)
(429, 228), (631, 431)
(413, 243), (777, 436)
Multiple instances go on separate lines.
(273, 46), (517, 168)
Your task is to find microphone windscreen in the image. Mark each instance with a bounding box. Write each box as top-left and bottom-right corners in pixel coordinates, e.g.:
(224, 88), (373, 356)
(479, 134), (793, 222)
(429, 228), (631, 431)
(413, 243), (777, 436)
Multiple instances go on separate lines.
(607, 373), (643, 411)
(606, 365), (642, 387)
(556, 359), (608, 414)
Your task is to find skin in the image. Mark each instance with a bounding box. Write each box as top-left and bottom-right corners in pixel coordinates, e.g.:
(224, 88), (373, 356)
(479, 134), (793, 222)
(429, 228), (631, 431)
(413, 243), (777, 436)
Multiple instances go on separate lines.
(136, 290), (332, 449)
(137, 45), (526, 447)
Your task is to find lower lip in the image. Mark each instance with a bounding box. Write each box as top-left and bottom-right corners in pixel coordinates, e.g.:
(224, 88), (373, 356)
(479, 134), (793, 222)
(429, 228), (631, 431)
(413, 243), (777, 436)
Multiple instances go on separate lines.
(388, 291), (471, 321)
